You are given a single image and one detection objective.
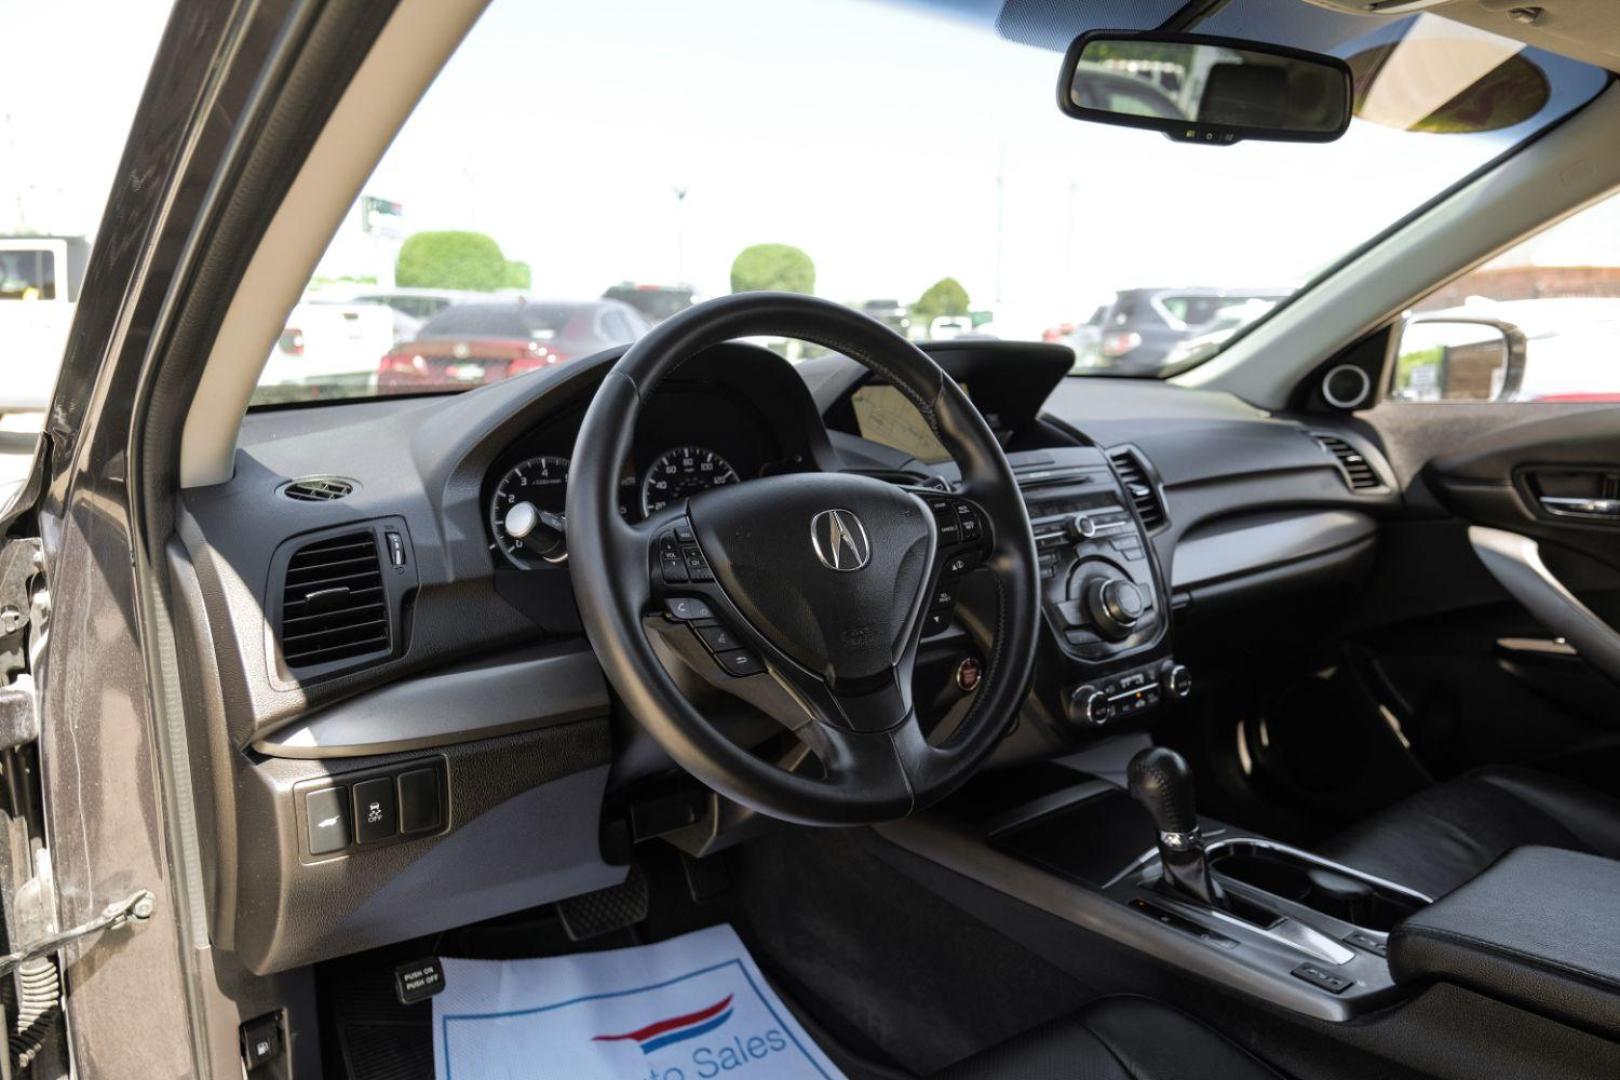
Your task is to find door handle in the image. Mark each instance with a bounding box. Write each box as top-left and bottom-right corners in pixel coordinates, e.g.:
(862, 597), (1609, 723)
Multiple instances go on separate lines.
(1470, 527), (1620, 684)
(1538, 495), (1620, 519)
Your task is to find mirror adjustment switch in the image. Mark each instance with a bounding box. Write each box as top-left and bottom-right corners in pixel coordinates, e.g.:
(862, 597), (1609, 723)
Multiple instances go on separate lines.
(353, 777), (398, 843)
(305, 787), (349, 855)
(398, 768), (442, 834)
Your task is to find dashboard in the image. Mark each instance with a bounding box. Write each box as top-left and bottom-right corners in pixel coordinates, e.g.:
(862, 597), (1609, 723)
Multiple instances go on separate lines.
(174, 336), (1398, 975)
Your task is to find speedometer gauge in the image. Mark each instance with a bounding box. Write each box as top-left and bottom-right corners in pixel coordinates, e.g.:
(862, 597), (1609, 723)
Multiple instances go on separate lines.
(640, 446), (740, 515)
(490, 455), (570, 568)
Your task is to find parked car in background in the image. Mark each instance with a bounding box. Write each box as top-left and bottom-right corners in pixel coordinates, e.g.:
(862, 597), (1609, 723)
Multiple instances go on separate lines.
(379, 299), (649, 390)
(1158, 296), (1284, 373)
(1059, 303), (1111, 369)
(602, 282), (696, 325)
(1085, 286), (1290, 375)
(0, 236), (90, 415)
(315, 285), (496, 342)
(255, 299), (397, 402)
(929, 314), (974, 340)
(859, 298), (912, 337)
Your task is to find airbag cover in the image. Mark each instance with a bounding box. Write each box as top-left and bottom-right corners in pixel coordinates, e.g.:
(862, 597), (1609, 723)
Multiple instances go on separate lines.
(688, 473), (933, 687)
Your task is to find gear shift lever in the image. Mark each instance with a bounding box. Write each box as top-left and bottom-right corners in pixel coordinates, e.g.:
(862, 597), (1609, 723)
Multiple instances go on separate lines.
(1127, 747), (1225, 909)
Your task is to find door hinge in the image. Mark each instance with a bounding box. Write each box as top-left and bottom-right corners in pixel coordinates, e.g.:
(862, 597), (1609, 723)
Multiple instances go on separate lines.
(0, 888), (154, 978)
(0, 536), (43, 688)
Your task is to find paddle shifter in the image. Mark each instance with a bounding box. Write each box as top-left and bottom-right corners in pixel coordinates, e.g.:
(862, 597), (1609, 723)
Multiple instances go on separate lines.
(1127, 747), (1225, 909)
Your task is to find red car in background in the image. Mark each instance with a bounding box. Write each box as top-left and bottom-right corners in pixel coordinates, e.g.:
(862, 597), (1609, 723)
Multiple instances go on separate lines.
(378, 299), (648, 390)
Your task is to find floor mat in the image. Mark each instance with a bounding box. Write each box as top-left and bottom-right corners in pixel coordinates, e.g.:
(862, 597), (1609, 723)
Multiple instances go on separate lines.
(432, 923), (847, 1079)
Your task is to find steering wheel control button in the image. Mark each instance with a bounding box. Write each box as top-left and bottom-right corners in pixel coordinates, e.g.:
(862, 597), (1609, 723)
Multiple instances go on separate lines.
(304, 787), (350, 856)
(397, 768), (442, 834)
(352, 777), (399, 844)
(681, 544), (714, 582)
(715, 649), (764, 676)
(656, 530), (688, 583)
(923, 609), (952, 636)
(694, 623), (741, 652)
(931, 583), (957, 610)
(664, 597), (714, 622)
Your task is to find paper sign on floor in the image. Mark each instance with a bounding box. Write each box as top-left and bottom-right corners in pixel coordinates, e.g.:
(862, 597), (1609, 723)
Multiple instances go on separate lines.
(433, 923), (847, 1080)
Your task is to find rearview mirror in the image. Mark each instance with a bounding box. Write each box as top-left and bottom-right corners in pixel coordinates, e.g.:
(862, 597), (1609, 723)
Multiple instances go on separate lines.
(1391, 317), (1528, 403)
(1058, 31), (1352, 145)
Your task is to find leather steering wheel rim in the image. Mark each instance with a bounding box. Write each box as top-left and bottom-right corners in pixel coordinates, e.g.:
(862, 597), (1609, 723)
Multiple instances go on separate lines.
(567, 292), (1039, 825)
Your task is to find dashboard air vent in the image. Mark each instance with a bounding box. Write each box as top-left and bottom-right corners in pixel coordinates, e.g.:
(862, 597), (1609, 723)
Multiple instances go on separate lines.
(1107, 447), (1167, 531)
(281, 476), (355, 502)
(278, 532), (389, 668)
(1313, 434), (1381, 491)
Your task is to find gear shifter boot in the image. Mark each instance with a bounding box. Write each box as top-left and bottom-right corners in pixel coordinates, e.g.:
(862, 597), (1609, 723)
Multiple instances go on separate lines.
(1127, 747), (1225, 908)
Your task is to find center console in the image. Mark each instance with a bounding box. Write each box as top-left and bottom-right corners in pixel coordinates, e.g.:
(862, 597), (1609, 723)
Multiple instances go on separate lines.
(1006, 447), (1190, 731)
(879, 746), (1433, 1023)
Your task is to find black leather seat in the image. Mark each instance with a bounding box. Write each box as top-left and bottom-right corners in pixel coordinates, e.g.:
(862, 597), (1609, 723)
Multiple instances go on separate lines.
(932, 996), (1282, 1079)
(1320, 767), (1620, 900)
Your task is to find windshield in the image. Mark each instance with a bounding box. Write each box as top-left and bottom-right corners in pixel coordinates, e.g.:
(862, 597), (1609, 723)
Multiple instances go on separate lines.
(0, 2), (170, 490)
(250, 0), (1609, 405)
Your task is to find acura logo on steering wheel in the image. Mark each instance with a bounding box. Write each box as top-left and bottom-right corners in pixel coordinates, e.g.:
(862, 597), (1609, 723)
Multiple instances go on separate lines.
(810, 509), (871, 572)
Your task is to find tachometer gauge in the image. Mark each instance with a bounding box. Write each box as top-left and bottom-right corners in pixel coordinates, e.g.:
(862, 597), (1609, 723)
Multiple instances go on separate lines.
(490, 455), (570, 568)
(640, 446), (740, 515)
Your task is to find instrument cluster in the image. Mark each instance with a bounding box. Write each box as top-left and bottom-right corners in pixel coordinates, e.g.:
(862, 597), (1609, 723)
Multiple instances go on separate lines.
(486, 385), (792, 571)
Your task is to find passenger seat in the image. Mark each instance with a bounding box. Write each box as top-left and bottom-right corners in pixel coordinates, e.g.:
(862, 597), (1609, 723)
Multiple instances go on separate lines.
(933, 996), (1281, 1079)
(1319, 767), (1620, 899)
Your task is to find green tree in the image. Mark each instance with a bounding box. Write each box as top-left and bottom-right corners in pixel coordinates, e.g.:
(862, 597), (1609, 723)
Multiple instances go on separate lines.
(730, 243), (815, 295)
(503, 260), (532, 290)
(913, 277), (970, 321)
(396, 231), (508, 291)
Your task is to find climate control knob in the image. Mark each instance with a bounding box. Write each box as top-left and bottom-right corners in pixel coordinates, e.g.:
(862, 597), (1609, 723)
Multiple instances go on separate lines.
(1161, 662), (1192, 699)
(1069, 685), (1111, 726)
(1085, 577), (1145, 640)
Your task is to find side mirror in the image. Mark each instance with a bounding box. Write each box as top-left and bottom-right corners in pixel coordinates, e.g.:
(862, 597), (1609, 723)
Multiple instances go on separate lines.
(1058, 31), (1352, 145)
(1391, 317), (1528, 403)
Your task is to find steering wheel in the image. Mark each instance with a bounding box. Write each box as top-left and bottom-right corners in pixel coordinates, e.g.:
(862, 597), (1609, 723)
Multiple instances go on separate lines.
(567, 293), (1039, 825)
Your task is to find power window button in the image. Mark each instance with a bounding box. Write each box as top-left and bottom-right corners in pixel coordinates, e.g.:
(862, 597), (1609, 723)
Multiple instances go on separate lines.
(353, 777), (398, 843)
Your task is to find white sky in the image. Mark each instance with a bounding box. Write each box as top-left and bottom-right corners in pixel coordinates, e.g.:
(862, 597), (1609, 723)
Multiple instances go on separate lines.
(1, 0), (1605, 336)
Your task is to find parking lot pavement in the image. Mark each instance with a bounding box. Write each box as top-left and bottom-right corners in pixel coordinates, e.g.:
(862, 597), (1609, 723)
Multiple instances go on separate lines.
(0, 415), (43, 510)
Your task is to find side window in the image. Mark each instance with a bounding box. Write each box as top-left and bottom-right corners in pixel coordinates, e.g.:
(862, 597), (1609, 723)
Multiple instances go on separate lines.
(1392, 190), (1620, 403)
(0, 249), (56, 301)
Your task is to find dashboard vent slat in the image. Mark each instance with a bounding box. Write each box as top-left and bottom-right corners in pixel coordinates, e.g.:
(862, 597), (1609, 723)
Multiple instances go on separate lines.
(281, 476), (356, 502)
(1313, 434), (1382, 491)
(1107, 447), (1167, 531)
(278, 532), (389, 669)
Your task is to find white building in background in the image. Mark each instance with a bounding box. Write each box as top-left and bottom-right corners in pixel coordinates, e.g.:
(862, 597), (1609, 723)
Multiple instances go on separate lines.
(310, 194), (406, 290)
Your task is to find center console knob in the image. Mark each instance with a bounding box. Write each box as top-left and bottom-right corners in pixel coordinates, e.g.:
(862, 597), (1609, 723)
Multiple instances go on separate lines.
(1069, 685), (1111, 726)
(1161, 662), (1192, 699)
(1085, 577), (1144, 640)
(1070, 513), (1099, 540)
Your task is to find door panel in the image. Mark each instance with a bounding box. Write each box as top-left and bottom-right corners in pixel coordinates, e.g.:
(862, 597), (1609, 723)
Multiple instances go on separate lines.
(1349, 403), (1620, 786)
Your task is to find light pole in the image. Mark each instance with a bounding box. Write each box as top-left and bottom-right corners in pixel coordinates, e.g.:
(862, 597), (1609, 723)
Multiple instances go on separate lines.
(673, 186), (688, 283)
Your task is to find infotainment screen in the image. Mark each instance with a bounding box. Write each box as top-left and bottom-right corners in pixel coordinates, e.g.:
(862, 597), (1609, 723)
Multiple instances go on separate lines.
(849, 383), (960, 464)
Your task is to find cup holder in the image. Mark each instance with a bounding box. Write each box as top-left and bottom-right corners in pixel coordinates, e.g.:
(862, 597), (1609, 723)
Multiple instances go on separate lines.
(1208, 838), (1429, 932)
